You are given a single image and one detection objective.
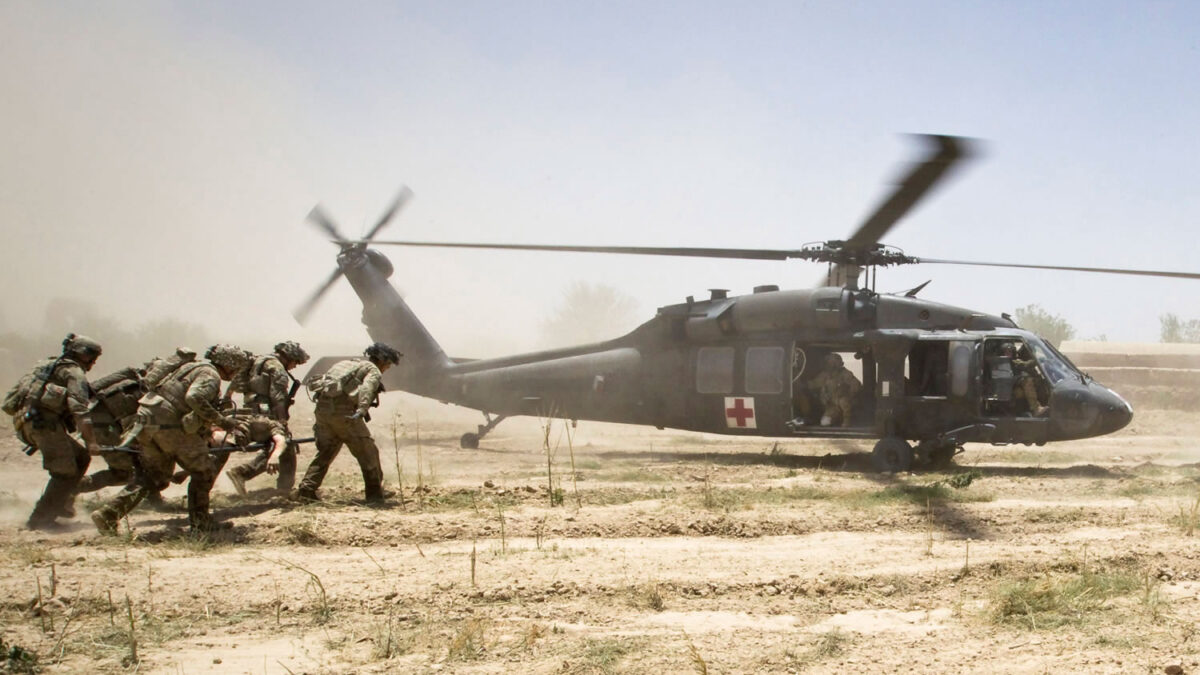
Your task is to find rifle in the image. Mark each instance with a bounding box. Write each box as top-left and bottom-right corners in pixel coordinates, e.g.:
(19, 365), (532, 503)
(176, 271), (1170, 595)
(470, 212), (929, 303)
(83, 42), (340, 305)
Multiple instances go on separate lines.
(207, 436), (315, 454)
(24, 444), (140, 456)
(167, 437), (316, 484)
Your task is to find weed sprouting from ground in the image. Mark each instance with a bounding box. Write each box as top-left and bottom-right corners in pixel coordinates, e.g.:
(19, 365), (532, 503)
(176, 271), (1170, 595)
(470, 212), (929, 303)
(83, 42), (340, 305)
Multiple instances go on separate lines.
(990, 563), (1147, 629)
(626, 582), (665, 611)
(567, 638), (635, 674)
(1, 636), (39, 674)
(447, 618), (487, 661)
(1172, 492), (1200, 536)
(786, 629), (851, 668)
(280, 519), (327, 546)
(683, 630), (708, 674)
(269, 557), (331, 624)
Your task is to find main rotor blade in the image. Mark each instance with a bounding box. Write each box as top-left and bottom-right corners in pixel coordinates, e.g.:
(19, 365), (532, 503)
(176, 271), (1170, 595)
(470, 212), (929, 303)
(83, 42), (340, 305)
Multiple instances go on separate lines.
(845, 134), (974, 249)
(292, 267), (345, 324)
(364, 240), (798, 261)
(362, 186), (414, 243)
(917, 258), (1200, 281)
(307, 205), (349, 244)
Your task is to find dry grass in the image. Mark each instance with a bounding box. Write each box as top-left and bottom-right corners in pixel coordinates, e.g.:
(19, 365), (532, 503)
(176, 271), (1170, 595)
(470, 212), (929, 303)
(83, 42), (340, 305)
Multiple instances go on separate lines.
(447, 618), (488, 661)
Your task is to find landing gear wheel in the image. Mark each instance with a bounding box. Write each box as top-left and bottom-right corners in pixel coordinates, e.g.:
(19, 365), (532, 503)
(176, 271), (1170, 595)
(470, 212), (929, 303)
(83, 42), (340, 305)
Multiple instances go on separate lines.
(915, 440), (957, 470)
(872, 437), (913, 473)
(927, 442), (957, 469)
(459, 432), (480, 449)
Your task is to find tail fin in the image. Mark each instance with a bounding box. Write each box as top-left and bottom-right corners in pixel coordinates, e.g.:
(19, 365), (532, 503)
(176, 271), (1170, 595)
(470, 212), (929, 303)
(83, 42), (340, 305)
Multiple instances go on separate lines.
(342, 249), (451, 395)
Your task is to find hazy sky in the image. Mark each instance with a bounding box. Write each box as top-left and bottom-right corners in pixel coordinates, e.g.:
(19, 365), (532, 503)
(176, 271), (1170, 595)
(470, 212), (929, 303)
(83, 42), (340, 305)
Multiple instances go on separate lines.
(2, 0), (1199, 356)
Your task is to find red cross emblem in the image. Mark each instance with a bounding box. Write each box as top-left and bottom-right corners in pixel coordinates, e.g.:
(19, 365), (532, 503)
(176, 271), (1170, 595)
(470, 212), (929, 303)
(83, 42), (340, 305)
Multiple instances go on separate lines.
(724, 397), (756, 429)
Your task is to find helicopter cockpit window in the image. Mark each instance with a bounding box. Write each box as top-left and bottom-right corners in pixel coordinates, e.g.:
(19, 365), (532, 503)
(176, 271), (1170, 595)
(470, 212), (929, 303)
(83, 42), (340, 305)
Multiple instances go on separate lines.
(696, 347), (735, 394)
(745, 346), (785, 394)
(1027, 337), (1080, 385)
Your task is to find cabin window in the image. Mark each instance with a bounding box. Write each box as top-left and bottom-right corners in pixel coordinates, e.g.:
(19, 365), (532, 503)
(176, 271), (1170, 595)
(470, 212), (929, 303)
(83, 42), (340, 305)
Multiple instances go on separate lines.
(745, 346), (785, 394)
(950, 342), (972, 397)
(696, 347), (734, 394)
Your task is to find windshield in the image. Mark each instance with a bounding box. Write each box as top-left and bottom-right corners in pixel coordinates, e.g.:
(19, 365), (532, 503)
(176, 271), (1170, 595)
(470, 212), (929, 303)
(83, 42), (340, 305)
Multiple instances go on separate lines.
(1027, 337), (1081, 385)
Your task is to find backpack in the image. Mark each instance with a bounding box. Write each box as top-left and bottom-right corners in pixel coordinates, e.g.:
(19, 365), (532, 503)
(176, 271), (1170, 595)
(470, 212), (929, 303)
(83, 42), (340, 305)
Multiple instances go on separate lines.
(305, 360), (364, 400)
(141, 348), (197, 391)
(2, 369), (38, 417)
(5, 358), (69, 417)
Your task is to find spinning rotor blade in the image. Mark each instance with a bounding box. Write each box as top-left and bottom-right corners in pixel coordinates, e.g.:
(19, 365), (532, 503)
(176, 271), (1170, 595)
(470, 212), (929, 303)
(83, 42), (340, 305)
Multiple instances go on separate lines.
(845, 134), (974, 248)
(365, 240), (798, 261)
(292, 267), (345, 324)
(916, 258), (1200, 281)
(307, 205), (348, 244)
(362, 186), (414, 243)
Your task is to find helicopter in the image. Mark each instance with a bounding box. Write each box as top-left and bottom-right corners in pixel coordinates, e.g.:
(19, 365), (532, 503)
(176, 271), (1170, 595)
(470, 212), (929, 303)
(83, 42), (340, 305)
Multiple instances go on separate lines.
(294, 135), (1198, 472)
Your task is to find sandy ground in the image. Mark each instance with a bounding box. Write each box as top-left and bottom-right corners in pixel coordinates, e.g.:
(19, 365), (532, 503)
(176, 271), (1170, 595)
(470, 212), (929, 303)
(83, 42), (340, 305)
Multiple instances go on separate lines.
(1, 395), (1198, 674)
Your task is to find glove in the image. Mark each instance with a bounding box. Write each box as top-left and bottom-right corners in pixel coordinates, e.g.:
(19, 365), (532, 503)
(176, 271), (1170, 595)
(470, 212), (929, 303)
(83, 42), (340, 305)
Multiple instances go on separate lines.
(346, 411), (364, 421)
(218, 415), (238, 431)
(266, 462), (279, 475)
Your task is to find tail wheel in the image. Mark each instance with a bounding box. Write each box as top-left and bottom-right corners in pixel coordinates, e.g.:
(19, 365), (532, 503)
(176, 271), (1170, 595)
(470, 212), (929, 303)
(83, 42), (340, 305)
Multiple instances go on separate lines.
(872, 437), (913, 473)
(460, 432), (480, 449)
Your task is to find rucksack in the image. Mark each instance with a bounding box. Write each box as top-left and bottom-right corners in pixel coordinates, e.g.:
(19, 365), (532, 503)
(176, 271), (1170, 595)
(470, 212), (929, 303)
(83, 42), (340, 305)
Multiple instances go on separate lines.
(305, 359), (364, 400)
(141, 347), (197, 391)
(4, 358), (69, 417)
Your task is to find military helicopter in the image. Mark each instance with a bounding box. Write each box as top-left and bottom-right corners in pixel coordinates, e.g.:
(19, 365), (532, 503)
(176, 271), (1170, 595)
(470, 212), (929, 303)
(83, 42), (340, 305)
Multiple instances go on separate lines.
(294, 135), (1198, 472)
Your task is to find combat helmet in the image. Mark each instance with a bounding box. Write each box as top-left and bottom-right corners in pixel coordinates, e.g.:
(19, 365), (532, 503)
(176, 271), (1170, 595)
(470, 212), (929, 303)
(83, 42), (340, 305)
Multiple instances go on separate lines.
(62, 333), (102, 363)
(205, 344), (252, 373)
(364, 342), (403, 366)
(824, 352), (843, 367)
(274, 341), (310, 365)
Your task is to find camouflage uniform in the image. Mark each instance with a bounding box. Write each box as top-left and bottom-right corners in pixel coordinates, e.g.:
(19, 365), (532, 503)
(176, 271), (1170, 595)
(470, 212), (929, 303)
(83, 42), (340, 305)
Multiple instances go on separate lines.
(92, 346), (244, 533)
(222, 414), (287, 450)
(76, 368), (143, 493)
(797, 354), (862, 427)
(21, 355), (95, 527)
(1011, 350), (1047, 416)
(297, 358), (387, 502)
(225, 353), (298, 491)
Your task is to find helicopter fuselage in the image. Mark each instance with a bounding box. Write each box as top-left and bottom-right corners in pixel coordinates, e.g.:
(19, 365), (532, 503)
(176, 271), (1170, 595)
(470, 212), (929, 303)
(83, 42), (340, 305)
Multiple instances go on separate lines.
(338, 253), (1132, 452)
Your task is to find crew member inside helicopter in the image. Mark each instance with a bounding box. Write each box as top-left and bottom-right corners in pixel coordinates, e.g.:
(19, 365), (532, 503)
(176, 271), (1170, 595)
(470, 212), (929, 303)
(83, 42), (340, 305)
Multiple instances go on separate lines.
(984, 341), (1049, 417)
(792, 352), (863, 427)
(1004, 342), (1049, 417)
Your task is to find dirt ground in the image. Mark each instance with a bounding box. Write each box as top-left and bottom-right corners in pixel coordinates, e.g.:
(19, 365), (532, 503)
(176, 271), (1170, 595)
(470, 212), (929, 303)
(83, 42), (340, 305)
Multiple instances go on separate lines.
(1, 394), (1198, 674)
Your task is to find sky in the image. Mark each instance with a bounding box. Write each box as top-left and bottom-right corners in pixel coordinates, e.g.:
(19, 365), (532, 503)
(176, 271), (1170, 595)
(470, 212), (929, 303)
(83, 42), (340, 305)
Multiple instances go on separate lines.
(2, 0), (1199, 358)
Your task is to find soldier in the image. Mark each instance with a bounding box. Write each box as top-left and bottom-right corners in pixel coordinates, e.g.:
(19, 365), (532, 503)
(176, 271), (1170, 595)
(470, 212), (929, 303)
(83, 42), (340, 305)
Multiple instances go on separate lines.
(795, 352), (862, 427)
(1002, 342), (1049, 416)
(225, 341), (309, 495)
(11, 335), (103, 530)
(91, 344), (249, 535)
(213, 414), (289, 475)
(75, 366), (168, 507)
(296, 342), (401, 504)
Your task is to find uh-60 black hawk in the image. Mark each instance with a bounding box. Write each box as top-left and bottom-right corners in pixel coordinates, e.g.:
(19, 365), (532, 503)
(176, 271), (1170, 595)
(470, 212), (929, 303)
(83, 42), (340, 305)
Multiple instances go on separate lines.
(294, 135), (1196, 473)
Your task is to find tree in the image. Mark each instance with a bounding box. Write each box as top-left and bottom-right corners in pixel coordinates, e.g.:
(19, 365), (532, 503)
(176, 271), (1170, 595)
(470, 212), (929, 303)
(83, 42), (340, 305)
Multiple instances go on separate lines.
(1160, 313), (1200, 343)
(1013, 304), (1076, 348)
(541, 282), (638, 348)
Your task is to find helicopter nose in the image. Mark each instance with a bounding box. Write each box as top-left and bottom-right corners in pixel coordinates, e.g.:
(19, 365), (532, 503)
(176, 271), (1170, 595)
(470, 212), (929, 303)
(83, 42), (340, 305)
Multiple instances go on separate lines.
(1092, 386), (1133, 435)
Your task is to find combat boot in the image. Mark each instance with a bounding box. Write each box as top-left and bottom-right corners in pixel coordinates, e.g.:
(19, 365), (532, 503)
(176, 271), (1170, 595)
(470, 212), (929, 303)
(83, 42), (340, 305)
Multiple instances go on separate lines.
(294, 488), (320, 503)
(226, 469), (247, 497)
(90, 509), (119, 536)
(363, 485), (394, 506)
(58, 495), (77, 519)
